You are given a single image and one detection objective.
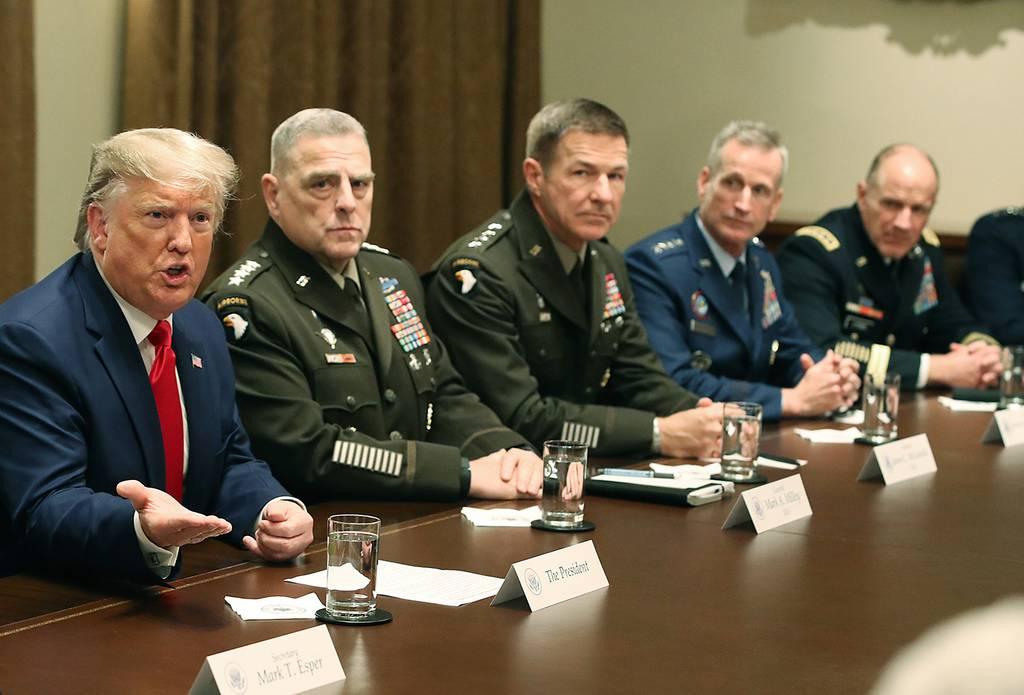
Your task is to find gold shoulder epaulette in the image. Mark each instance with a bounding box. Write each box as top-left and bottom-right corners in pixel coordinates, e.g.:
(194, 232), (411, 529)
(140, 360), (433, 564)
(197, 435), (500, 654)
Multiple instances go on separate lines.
(795, 226), (840, 252)
(921, 227), (940, 247)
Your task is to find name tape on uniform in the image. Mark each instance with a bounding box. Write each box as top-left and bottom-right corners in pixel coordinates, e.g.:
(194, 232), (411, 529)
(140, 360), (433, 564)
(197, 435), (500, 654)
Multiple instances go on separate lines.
(857, 433), (936, 485)
(491, 540), (608, 612)
(189, 624), (344, 695)
(722, 475), (812, 533)
(982, 408), (1024, 448)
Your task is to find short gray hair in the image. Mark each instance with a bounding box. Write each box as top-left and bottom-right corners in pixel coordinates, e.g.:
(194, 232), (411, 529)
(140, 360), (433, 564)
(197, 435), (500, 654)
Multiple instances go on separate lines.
(525, 99), (629, 169)
(270, 108), (368, 174)
(75, 128), (239, 251)
(707, 120), (788, 185)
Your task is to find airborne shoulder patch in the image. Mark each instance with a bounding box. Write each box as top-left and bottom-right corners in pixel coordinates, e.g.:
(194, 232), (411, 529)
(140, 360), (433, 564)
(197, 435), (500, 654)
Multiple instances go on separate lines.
(794, 226), (840, 252)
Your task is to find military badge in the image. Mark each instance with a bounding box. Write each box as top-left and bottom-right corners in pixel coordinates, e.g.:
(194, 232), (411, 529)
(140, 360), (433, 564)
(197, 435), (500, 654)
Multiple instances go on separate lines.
(690, 351), (712, 371)
(325, 353), (357, 364)
(913, 258), (939, 315)
(380, 278), (431, 352)
(602, 273), (626, 319)
(295, 275), (310, 287)
(319, 328), (337, 349)
(221, 312), (249, 341)
(600, 368), (612, 388)
(760, 270), (782, 329)
(227, 260), (261, 286)
(691, 291), (709, 319)
(455, 269), (477, 295)
(409, 353), (421, 371)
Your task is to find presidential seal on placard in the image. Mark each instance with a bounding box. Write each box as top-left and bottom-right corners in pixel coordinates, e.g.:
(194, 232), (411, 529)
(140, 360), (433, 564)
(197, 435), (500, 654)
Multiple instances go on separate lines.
(525, 568), (543, 596)
(224, 662), (248, 694)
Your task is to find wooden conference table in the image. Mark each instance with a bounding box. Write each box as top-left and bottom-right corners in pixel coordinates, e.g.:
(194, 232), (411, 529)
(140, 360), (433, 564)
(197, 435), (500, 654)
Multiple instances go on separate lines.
(2, 394), (1022, 693)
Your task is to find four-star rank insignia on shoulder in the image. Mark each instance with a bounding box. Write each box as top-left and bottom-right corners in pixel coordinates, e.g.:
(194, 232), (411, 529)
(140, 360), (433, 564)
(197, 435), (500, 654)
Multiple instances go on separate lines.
(380, 277), (431, 352)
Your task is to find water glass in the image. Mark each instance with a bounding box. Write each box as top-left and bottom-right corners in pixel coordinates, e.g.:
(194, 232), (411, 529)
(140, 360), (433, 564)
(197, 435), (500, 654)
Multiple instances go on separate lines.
(862, 372), (900, 443)
(326, 514), (381, 619)
(719, 402), (763, 482)
(541, 440), (588, 527)
(1000, 346), (1024, 409)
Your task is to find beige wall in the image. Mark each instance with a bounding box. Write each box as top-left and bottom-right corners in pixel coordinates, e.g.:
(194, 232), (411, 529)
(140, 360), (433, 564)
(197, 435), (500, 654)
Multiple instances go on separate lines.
(542, 0), (1024, 249)
(34, 0), (123, 279)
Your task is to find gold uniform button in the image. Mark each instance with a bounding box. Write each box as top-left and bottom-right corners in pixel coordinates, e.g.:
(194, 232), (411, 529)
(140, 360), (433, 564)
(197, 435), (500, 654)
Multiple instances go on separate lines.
(384, 389), (397, 404)
(389, 430), (402, 441)
(345, 395), (357, 407)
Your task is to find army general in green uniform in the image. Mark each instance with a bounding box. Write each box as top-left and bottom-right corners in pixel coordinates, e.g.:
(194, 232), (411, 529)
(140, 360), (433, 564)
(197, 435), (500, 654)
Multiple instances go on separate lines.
(426, 99), (722, 458)
(203, 109), (542, 502)
(776, 144), (999, 390)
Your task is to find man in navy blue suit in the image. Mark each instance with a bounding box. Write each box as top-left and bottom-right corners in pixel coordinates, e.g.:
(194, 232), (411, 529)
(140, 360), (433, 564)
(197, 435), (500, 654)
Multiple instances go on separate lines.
(0, 128), (313, 582)
(625, 121), (860, 421)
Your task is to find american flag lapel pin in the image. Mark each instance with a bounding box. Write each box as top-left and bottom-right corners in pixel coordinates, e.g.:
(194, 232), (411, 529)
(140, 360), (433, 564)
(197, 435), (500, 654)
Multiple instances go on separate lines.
(191, 353), (203, 369)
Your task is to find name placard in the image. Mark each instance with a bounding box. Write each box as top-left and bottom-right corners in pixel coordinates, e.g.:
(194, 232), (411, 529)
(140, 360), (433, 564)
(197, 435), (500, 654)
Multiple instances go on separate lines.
(857, 433), (937, 484)
(491, 540), (608, 612)
(189, 624), (345, 695)
(982, 408), (1024, 448)
(722, 475), (812, 533)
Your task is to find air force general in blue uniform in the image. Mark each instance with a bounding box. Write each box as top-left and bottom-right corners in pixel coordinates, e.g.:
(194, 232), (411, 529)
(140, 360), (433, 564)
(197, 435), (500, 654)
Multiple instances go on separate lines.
(626, 212), (821, 421)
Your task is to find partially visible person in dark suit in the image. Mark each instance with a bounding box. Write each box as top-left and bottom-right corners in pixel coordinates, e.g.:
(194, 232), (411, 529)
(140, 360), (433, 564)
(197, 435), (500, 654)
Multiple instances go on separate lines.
(777, 144), (1000, 390)
(965, 207), (1024, 345)
(625, 121), (859, 422)
(0, 128), (313, 582)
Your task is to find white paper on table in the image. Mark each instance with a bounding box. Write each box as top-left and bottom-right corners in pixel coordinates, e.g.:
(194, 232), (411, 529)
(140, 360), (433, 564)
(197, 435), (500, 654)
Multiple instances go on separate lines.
(938, 396), (998, 413)
(224, 593), (324, 620)
(794, 427), (863, 444)
(833, 409), (864, 425)
(461, 505), (542, 527)
(287, 561), (504, 607)
(328, 562), (371, 591)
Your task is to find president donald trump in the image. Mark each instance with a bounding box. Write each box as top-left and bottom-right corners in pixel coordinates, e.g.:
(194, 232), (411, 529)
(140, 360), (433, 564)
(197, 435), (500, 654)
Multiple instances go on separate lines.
(0, 129), (313, 582)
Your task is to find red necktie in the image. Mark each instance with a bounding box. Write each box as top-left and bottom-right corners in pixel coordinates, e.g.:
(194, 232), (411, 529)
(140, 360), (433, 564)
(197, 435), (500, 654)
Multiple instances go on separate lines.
(147, 320), (184, 501)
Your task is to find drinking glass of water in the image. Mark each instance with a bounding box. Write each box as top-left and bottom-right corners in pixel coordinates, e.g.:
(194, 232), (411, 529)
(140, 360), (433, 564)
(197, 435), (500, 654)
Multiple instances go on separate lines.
(719, 402), (762, 482)
(862, 372), (900, 444)
(541, 440), (588, 528)
(326, 514), (381, 619)
(999, 346), (1024, 409)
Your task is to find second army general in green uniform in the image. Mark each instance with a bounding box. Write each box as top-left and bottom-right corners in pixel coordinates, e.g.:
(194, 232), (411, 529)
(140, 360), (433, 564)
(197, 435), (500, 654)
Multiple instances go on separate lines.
(426, 99), (722, 459)
(203, 109), (542, 502)
(776, 144), (1000, 390)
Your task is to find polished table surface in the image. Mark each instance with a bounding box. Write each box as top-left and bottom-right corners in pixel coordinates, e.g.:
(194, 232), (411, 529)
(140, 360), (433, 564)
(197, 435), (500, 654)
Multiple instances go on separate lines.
(2, 394), (1022, 693)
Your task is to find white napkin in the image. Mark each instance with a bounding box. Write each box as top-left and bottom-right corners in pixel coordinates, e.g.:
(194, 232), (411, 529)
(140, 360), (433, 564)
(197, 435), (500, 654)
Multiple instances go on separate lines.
(794, 427), (863, 444)
(938, 396), (998, 412)
(833, 409), (865, 425)
(460, 505), (542, 527)
(224, 593), (324, 620)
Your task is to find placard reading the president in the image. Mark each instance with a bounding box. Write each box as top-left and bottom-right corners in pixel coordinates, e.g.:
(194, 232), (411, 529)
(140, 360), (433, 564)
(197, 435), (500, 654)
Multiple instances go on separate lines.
(722, 475), (812, 533)
(857, 433), (937, 484)
(189, 624), (344, 695)
(982, 408), (1024, 448)
(491, 540), (608, 612)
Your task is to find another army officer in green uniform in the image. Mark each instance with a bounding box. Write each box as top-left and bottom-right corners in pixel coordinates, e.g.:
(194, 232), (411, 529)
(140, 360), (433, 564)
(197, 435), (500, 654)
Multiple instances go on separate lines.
(204, 109), (542, 501)
(426, 99), (722, 458)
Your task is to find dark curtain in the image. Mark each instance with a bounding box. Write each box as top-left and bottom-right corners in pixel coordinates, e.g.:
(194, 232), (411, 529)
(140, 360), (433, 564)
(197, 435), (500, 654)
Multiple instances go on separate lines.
(122, 0), (540, 281)
(0, 0), (35, 301)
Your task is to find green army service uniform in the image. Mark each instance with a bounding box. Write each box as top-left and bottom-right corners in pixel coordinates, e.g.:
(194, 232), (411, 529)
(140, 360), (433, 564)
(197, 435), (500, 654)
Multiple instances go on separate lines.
(202, 221), (528, 502)
(425, 191), (699, 457)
